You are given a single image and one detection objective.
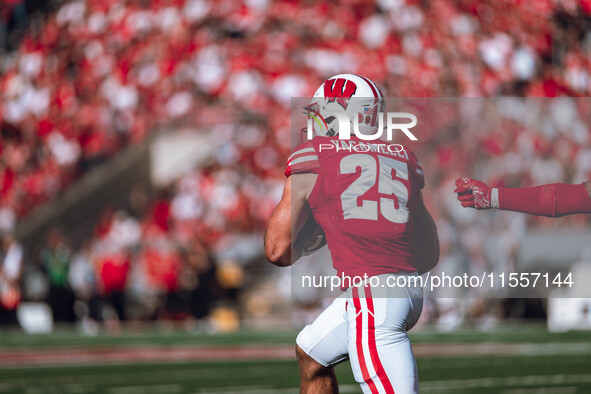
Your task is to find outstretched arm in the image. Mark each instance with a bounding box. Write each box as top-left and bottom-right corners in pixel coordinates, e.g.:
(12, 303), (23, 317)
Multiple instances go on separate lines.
(412, 192), (440, 275)
(455, 177), (591, 217)
(265, 174), (317, 267)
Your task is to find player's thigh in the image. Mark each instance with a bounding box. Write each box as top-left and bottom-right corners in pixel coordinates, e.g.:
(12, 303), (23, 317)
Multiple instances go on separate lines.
(296, 295), (349, 368)
(346, 278), (423, 394)
(373, 291), (422, 393)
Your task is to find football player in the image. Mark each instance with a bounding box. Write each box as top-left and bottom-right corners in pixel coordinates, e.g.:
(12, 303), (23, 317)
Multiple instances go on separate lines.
(265, 74), (439, 394)
(454, 177), (591, 216)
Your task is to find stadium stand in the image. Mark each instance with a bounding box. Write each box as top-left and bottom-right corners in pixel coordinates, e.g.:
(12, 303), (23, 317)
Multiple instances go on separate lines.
(1, 0), (591, 327)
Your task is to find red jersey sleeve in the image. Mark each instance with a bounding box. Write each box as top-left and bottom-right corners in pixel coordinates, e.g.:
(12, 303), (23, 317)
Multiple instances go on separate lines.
(407, 148), (425, 190)
(285, 141), (320, 177)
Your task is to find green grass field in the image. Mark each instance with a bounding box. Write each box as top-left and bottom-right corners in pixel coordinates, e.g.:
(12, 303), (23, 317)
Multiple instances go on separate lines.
(1, 325), (591, 393)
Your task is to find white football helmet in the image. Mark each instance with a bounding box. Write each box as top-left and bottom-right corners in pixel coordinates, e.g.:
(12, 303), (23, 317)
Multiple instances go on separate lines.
(304, 73), (385, 139)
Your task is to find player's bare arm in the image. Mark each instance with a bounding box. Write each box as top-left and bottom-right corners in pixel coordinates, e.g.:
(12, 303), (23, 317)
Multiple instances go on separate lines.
(412, 192), (439, 275)
(265, 173), (318, 267)
(454, 177), (591, 217)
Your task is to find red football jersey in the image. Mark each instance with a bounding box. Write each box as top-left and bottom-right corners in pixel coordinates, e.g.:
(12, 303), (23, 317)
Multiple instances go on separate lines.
(286, 136), (425, 279)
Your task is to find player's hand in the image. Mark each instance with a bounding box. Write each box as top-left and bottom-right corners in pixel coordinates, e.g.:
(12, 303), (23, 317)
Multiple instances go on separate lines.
(454, 177), (492, 209)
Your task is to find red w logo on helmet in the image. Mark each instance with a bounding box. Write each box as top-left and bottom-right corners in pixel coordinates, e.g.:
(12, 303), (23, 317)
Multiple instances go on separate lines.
(324, 78), (357, 109)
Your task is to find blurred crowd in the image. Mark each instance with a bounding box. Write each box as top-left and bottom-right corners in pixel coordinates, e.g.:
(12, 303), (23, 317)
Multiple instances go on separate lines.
(414, 98), (591, 327)
(1, 0), (591, 328)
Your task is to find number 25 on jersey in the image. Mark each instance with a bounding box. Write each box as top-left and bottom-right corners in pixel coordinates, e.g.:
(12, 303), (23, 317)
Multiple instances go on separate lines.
(340, 155), (409, 224)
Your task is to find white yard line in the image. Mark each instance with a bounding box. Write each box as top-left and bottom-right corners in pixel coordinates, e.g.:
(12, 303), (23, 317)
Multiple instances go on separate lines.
(420, 373), (591, 391)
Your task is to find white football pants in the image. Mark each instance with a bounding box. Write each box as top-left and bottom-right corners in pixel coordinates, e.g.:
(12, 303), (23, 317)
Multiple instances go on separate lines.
(296, 273), (423, 394)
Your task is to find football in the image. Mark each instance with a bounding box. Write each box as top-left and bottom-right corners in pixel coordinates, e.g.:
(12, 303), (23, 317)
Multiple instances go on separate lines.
(295, 215), (327, 256)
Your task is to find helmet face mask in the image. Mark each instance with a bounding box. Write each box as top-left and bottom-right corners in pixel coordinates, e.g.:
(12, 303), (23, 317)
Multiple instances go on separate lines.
(304, 74), (385, 141)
